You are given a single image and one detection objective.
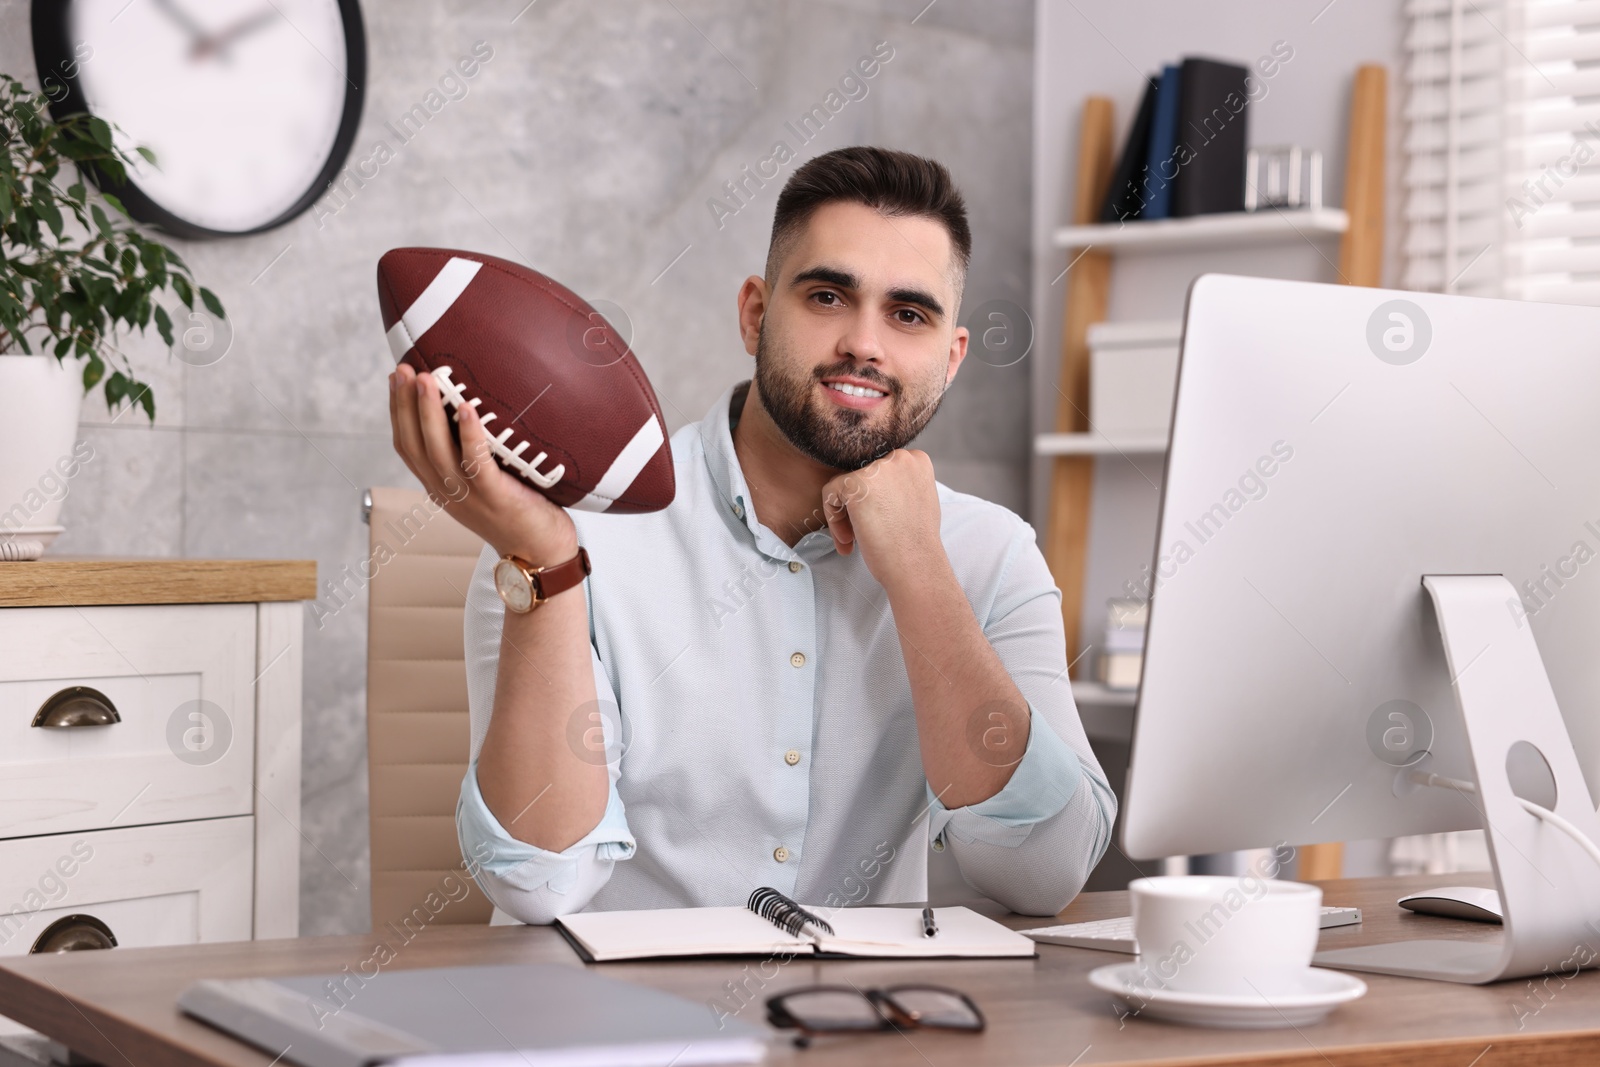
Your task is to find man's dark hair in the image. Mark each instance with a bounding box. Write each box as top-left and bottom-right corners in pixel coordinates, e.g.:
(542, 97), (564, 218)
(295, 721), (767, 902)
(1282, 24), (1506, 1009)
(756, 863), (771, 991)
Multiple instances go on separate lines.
(764, 146), (972, 294)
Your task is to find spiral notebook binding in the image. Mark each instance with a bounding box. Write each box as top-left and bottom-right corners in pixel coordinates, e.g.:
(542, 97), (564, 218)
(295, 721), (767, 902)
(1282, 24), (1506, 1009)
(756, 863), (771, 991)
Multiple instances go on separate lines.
(747, 886), (835, 938)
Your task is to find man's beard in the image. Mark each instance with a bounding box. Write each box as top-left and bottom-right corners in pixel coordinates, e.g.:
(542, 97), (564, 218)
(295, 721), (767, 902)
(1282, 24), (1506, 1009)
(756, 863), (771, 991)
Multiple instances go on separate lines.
(752, 325), (946, 471)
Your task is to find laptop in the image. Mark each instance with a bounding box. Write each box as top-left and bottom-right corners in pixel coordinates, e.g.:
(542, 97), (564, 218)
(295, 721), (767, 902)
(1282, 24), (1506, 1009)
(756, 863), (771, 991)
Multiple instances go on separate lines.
(178, 962), (767, 1067)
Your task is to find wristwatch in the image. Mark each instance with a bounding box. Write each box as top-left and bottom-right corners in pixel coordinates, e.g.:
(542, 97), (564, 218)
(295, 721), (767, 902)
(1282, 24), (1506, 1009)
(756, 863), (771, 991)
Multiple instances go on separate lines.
(493, 546), (591, 614)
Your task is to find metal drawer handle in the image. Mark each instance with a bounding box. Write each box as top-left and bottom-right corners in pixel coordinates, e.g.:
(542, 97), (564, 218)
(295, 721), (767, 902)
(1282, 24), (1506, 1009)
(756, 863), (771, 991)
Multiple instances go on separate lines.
(30, 914), (117, 953)
(31, 687), (121, 728)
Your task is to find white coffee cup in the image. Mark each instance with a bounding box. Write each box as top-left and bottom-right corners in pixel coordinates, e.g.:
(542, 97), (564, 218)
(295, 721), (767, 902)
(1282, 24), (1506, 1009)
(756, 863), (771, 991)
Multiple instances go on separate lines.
(1127, 875), (1322, 996)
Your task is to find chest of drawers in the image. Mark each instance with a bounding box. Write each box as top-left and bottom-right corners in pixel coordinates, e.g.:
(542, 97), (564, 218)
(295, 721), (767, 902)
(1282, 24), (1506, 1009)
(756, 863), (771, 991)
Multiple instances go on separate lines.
(0, 559), (314, 1034)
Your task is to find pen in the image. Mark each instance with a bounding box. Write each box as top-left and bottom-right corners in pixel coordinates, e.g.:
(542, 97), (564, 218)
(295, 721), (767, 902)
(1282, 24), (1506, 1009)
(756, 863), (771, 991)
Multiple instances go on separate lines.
(921, 905), (938, 939)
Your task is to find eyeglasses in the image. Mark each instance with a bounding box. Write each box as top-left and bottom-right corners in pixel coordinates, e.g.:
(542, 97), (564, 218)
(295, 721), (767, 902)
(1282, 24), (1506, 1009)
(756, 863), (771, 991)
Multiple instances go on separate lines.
(765, 984), (985, 1048)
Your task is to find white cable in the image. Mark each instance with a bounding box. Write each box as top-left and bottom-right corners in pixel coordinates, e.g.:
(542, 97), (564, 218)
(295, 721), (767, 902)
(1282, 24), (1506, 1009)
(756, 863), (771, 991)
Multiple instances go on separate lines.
(1517, 798), (1600, 873)
(1408, 770), (1474, 795)
(1408, 770), (1600, 873)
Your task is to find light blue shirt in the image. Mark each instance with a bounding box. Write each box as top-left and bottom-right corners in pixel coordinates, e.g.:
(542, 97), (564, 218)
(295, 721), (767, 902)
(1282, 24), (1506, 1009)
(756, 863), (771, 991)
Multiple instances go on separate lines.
(458, 378), (1115, 921)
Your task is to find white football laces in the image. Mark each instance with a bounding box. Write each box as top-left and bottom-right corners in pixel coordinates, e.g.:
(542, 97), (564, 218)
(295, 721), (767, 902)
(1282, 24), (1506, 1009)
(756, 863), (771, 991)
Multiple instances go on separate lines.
(430, 365), (565, 489)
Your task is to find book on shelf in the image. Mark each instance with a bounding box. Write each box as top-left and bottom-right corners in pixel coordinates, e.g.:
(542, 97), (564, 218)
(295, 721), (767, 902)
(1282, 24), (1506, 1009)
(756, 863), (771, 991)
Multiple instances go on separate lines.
(1101, 598), (1148, 691)
(1099, 651), (1143, 691)
(1096, 56), (1255, 225)
(1142, 63), (1181, 220)
(1098, 74), (1159, 223)
(1107, 597), (1149, 631)
(1103, 627), (1146, 654)
(1171, 56), (1252, 217)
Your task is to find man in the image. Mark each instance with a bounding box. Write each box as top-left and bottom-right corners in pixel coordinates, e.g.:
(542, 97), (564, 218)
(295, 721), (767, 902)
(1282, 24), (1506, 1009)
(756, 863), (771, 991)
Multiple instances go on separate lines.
(388, 145), (1115, 923)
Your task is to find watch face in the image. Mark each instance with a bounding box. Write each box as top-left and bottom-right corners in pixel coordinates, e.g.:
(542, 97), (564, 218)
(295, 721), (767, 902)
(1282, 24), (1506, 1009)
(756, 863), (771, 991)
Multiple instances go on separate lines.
(41, 0), (364, 236)
(494, 558), (534, 614)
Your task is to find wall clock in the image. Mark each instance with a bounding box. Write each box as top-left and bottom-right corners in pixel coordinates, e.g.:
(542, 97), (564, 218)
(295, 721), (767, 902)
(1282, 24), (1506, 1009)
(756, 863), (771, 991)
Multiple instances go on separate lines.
(30, 0), (366, 240)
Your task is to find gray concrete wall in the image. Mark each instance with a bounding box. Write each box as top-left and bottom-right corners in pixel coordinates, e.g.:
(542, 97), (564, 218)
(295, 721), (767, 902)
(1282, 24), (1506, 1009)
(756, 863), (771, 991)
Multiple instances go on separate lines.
(0, 0), (1034, 935)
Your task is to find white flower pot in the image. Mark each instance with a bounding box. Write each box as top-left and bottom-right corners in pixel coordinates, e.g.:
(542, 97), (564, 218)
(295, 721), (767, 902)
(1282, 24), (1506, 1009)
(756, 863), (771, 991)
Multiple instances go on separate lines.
(0, 355), (87, 561)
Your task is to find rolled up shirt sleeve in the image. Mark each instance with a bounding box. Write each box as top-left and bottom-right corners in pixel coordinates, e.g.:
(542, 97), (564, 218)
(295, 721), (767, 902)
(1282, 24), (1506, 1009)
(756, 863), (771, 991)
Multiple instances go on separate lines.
(931, 520), (1118, 916)
(456, 755), (634, 894)
(456, 543), (636, 924)
(926, 700), (1082, 847)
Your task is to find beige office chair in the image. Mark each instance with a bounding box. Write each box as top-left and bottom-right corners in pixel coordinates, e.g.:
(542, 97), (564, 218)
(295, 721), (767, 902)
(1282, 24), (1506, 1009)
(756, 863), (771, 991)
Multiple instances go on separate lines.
(364, 486), (494, 929)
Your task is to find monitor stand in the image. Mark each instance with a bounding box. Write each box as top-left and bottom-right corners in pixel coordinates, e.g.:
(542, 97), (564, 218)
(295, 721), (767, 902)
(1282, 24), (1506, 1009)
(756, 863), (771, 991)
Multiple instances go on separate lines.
(1312, 574), (1600, 984)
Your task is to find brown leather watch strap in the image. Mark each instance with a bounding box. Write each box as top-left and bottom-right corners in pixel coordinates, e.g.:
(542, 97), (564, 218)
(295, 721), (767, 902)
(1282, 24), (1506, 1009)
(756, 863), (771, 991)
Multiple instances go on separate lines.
(517, 545), (591, 604)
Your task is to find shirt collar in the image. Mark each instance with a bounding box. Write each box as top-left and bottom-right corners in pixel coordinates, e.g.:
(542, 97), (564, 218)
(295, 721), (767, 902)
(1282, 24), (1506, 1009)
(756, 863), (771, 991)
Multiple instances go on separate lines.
(698, 378), (837, 561)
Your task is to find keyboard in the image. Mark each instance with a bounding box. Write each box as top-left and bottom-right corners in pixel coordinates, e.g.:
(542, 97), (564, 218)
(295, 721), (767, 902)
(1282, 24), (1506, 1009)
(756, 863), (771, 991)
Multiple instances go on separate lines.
(1024, 905), (1362, 954)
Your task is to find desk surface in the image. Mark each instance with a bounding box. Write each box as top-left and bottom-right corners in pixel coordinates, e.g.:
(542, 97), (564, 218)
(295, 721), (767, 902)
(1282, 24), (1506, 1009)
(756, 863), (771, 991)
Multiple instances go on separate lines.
(2, 872), (1594, 1067)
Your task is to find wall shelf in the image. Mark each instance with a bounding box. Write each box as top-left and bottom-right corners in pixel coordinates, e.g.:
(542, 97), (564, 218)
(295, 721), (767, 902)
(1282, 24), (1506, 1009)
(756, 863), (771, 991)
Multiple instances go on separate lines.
(1073, 681), (1136, 745)
(1035, 432), (1168, 456)
(1053, 207), (1348, 253)
(1071, 680), (1137, 707)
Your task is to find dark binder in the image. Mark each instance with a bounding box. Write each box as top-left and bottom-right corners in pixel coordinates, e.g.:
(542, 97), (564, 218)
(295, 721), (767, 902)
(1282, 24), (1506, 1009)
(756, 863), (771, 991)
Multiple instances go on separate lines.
(1142, 63), (1182, 220)
(1098, 75), (1160, 223)
(1171, 56), (1252, 217)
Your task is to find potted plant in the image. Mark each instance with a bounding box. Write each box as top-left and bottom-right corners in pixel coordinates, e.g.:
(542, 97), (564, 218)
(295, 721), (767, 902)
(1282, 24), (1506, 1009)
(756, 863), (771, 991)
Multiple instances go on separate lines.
(0, 72), (225, 560)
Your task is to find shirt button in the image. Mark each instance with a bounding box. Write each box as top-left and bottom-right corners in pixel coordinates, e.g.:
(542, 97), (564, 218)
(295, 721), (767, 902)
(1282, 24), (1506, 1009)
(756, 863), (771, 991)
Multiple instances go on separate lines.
(784, 749), (801, 766)
(788, 560), (803, 573)
(790, 652), (806, 668)
(733, 501), (745, 519)
(773, 846), (790, 863)
(932, 837), (946, 852)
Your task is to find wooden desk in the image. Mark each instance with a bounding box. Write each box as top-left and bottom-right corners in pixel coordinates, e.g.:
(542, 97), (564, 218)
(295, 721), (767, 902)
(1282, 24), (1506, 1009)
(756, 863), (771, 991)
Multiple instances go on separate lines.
(1, 873), (1595, 1067)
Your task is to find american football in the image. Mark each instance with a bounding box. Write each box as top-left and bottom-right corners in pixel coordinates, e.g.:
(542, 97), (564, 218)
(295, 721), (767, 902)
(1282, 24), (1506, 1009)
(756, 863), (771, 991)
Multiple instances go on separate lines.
(376, 247), (675, 514)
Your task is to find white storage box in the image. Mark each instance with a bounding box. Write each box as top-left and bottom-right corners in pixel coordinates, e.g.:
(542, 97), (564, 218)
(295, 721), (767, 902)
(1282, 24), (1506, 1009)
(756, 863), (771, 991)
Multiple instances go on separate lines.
(1088, 320), (1182, 440)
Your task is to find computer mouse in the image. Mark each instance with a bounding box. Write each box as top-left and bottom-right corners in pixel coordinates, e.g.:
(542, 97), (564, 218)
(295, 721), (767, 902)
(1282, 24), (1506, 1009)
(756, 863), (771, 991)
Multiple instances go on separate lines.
(1397, 886), (1503, 924)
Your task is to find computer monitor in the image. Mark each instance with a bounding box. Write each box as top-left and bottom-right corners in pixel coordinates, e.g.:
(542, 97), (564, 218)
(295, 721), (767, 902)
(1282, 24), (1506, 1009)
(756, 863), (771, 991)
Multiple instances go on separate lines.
(1120, 274), (1600, 983)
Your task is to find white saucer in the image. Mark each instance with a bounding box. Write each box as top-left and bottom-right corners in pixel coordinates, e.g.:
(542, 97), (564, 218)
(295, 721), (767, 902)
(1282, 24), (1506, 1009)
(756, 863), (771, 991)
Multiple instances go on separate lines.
(1088, 962), (1367, 1029)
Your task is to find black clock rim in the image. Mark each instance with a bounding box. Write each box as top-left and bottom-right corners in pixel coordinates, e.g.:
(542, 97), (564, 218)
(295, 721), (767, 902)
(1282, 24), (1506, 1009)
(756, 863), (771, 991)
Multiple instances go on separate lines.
(29, 0), (367, 241)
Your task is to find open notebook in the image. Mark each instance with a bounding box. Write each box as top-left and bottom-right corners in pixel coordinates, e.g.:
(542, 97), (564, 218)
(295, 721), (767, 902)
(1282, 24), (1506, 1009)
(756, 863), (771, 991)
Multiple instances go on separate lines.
(557, 888), (1036, 962)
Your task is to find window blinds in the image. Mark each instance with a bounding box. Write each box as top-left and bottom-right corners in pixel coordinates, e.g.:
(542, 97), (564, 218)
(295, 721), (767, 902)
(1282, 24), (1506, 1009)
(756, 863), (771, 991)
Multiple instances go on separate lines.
(1404, 0), (1600, 304)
